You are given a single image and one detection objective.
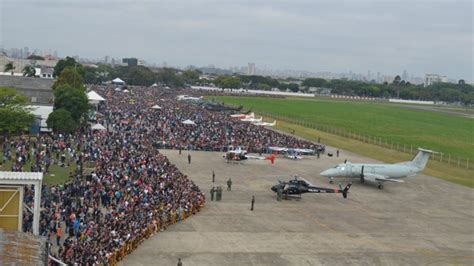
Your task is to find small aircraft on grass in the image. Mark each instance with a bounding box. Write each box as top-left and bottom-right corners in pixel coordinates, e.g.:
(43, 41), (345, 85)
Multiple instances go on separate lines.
(320, 148), (434, 189)
(271, 176), (352, 200)
(230, 112), (254, 119)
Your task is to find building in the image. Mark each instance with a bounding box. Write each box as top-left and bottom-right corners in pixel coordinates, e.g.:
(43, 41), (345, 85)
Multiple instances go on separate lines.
(0, 52), (58, 76)
(424, 74), (448, 87)
(122, 58), (138, 67)
(247, 63), (256, 75)
(34, 66), (54, 79)
(0, 75), (54, 104)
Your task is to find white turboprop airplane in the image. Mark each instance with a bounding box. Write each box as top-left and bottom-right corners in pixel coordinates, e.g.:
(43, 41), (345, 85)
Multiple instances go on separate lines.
(241, 116), (263, 122)
(230, 112), (254, 119)
(320, 148), (434, 189)
(176, 95), (203, 102)
(252, 120), (276, 127)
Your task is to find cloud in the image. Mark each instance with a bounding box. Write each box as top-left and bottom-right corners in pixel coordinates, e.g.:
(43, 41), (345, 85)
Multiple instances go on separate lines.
(1, 0), (472, 79)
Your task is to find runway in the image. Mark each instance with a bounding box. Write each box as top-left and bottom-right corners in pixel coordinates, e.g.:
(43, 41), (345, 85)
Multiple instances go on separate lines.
(121, 149), (473, 265)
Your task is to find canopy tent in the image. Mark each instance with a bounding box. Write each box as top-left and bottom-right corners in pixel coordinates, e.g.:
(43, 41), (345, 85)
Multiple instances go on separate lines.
(122, 89), (129, 93)
(91, 123), (107, 131)
(114, 87), (121, 91)
(87, 91), (105, 105)
(152, 105), (162, 110)
(112, 78), (125, 85)
(151, 83), (158, 87)
(182, 119), (196, 125)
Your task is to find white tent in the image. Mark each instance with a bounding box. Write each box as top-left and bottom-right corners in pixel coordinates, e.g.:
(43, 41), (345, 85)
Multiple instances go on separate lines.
(91, 123), (107, 131)
(152, 105), (162, 110)
(151, 83), (158, 87)
(29, 105), (53, 132)
(114, 87), (121, 91)
(112, 78), (125, 85)
(182, 119), (196, 125)
(87, 91), (105, 104)
(122, 89), (129, 93)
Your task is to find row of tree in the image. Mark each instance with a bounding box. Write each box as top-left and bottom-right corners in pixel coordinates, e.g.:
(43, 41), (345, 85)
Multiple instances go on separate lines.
(47, 57), (90, 133)
(82, 62), (201, 87)
(208, 74), (473, 105)
(3, 62), (37, 77)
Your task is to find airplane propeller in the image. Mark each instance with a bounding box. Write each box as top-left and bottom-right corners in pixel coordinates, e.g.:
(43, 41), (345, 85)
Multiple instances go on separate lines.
(360, 165), (365, 183)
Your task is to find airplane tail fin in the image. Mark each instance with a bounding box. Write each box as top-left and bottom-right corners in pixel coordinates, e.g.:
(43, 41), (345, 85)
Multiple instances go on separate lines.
(409, 148), (435, 170)
(342, 182), (352, 199)
(265, 154), (276, 164)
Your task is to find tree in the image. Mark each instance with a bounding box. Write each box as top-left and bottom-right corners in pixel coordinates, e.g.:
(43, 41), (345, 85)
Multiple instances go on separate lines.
(458, 79), (465, 85)
(256, 83), (271, 91)
(46, 108), (78, 133)
(0, 88), (34, 135)
(182, 70), (201, 85)
(392, 75), (401, 85)
(53, 87), (90, 122)
(27, 55), (45, 60)
(302, 78), (327, 88)
(215, 76), (241, 90)
(22, 65), (36, 77)
(53, 56), (84, 77)
(287, 83), (299, 92)
(52, 67), (85, 92)
(4, 62), (15, 75)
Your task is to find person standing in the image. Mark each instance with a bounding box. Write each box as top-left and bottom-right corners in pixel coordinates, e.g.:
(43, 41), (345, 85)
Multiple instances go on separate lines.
(212, 171), (215, 183)
(336, 150), (339, 157)
(251, 196), (255, 211)
(227, 178), (232, 191)
(187, 154), (191, 164)
(177, 258), (183, 266)
(56, 226), (62, 246)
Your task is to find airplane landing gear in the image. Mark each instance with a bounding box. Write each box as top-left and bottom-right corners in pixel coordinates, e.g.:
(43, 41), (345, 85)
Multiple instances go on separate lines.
(329, 177), (334, 184)
(378, 184), (384, 189)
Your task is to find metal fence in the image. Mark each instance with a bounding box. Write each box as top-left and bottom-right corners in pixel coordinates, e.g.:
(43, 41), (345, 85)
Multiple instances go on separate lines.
(258, 112), (472, 170)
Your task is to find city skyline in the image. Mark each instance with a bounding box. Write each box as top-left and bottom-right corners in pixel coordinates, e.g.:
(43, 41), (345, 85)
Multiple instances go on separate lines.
(1, 0), (472, 81)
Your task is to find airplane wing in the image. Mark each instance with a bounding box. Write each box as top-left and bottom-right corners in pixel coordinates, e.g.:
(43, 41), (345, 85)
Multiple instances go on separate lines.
(364, 173), (405, 183)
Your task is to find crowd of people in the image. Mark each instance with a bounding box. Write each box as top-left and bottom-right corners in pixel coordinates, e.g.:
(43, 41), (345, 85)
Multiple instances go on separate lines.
(1, 85), (324, 265)
(89, 85), (323, 154)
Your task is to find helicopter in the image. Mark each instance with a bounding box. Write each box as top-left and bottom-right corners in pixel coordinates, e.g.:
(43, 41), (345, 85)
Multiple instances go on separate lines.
(271, 176), (352, 200)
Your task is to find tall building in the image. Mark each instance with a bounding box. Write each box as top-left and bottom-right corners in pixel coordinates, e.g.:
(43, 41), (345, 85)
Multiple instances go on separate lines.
(247, 63), (256, 75)
(424, 74), (448, 87)
(402, 70), (408, 81)
(122, 58), (138, 67)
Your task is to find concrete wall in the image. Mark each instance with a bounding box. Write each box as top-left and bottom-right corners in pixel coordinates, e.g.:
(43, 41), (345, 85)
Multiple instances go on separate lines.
(0, 76), (54, 104)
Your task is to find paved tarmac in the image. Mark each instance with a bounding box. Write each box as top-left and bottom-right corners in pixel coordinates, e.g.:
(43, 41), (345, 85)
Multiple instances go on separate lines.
(121, 149), (473, 266)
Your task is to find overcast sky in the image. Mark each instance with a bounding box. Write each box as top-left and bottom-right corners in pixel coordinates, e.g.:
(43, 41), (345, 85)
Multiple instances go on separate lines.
(1, 0), (472, 80)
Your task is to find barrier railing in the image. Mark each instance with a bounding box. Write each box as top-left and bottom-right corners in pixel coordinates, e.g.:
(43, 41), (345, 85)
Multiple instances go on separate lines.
(257, 111), (473, 170)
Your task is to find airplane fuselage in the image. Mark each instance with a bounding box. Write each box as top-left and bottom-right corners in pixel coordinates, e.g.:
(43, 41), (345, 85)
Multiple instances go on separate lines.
(337, 163), (422, 179)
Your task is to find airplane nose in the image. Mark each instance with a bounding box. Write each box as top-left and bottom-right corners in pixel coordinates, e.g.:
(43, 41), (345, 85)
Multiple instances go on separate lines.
(320, 169), (335, 177)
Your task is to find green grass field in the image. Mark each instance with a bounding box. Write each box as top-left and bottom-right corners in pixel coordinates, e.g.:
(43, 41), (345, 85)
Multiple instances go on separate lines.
(215, 96), (474, 161)
(213, 96), (474, 187)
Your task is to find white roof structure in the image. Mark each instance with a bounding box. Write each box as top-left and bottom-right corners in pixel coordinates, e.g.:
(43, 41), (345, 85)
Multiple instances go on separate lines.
(29, 105), (53, 132)
(0, 171), (43, 181)
(0, 171), (43, 236)
(122, 89), (129, 93)
(182, 119), (196, 125)
(114, 87), (121, 91)
(151, 83), (158, 87)
(152, 105), (162, 109)
(91, 123), (107, 131)
(112, 77), (125, 84)
(86, 91), (105, 104)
